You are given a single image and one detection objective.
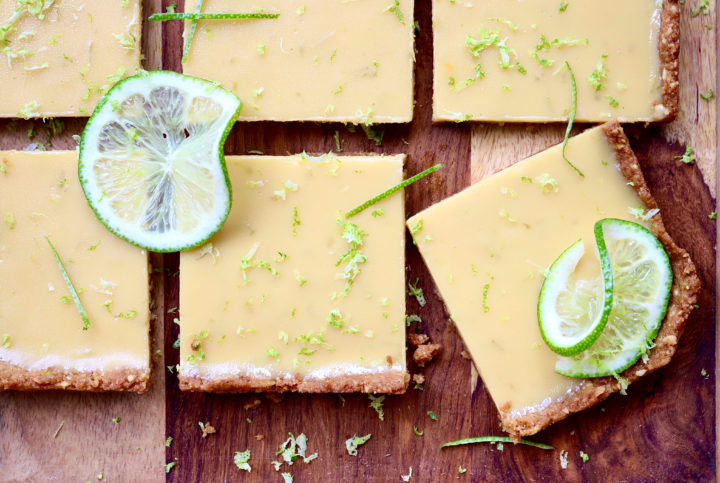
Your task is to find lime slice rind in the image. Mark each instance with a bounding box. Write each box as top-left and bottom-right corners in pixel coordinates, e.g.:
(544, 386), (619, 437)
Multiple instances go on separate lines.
(79, 70), (242, 252)
(555, 218), (673, 379)
(537, 234), (613, 356)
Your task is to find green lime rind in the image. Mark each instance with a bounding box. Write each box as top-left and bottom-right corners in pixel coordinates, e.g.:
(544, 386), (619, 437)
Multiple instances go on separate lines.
(440, 436), (553, 450)
(537, 235), (613, 357)
(78, 70), (242, 253)
(555, 218), (673, 378)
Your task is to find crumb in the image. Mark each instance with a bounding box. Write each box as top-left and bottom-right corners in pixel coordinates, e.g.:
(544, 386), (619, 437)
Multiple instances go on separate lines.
(408, 333), (429, 347)
(266, 392), (284, 403)
(199, 421), (216, 438)
(386, 355), (393, 366)
(412, 374), (425, 385)
(256, 434), (265, 441)
(460, 350), (471, 360)
(244, 398), (262, 410)
(413, 343), (441, 367)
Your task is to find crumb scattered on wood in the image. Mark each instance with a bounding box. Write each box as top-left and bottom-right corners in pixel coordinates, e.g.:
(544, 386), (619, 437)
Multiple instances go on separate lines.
(256, 434), (265, 441)
(461, 350), (471, 360)
(408, 333), (429, 347)
(244, 398), (262, 410)
(199, 421), (216, 438)
(413, 343), (441, 367)
(52, 421), (64, 439)
(412, 374), (425, 385)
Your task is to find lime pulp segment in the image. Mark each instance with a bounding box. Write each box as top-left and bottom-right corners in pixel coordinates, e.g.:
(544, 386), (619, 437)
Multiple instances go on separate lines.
(537, 234), (613, 357)
(555, 218), (673, 378)
(78, 70), (242, 252)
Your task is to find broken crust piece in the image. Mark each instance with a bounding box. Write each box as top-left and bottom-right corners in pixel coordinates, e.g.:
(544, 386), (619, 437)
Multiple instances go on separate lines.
(0, 363), (149, 392)
(413, 344), (441, 368)
(501, 121), (701, 441)
(180, 371), (409, 394)
(408, 333), (430, 347)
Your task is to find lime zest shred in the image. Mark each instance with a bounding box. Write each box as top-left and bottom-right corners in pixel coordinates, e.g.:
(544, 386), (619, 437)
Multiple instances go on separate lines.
(368, 394), (385, 420)
(345, 164), (443, 218)
(700, 88), (715, 101)
(385, 0), (405, 24)
(345, 434), (372, 456)
(675, 145), (695, 164)
(233, 449), (251, 471)
(408, 279), (426, 306)
(562, 62), (584, 177)
(46, 237), (90, 330)
(150, 12), (279, 21)
(182, 0), (204, 63)
(441, 436), (553, 450)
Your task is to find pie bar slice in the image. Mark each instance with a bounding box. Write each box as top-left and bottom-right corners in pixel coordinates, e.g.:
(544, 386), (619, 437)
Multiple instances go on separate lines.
(407, 123), (699, 438)
(0, 151), (150, 392)
(0, 0), (142, 118)
(433, 0), (680, 122)
(182, 0), (414, 123)
(179, 154), (408, 393)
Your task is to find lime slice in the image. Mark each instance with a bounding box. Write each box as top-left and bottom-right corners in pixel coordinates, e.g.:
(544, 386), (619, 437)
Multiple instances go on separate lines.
(537, 233), (613, 356)
(78, 70), (242, 252)
(556, 218), (673, 378)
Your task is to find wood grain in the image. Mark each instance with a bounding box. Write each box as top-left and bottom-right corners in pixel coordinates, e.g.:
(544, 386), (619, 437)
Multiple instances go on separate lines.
(0, 2), (166, 482)
(163, 1), (715, 482)
(660, 0), (717, 195)
(0, 0), (715, 481)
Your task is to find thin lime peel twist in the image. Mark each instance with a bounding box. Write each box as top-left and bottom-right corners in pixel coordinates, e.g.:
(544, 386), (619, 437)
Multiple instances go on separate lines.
(182, 0), (205, 64)
(345, 164), (443, 219)
(46, 237), (91, 330)
(441, 436), (553, 450)
(150, 12), (280, 21)
(562, 62), (584, 178)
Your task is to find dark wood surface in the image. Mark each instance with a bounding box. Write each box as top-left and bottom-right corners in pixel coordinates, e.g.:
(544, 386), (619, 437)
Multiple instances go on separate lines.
(161, 1), (716, 482)
(0, 0), (715, 481)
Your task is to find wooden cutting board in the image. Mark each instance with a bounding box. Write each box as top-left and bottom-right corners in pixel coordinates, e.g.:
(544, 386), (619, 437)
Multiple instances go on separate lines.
(0, 0), (716, 481)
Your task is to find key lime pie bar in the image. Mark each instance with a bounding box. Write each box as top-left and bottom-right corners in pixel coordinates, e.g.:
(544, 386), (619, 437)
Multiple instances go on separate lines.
(182, 0), (414, 123)
(0, 151), (150, 392)
(433, 0), (680, 122)
(179, 154), (408, 393)
(407, 123), (699, 438)
(0, 0), (142, 118)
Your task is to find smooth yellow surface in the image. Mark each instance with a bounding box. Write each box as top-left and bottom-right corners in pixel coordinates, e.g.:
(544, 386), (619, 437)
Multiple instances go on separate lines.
(433, 0), (665, 122)
(0, 151), (149, 372)
(408, 127), (650, 413)
(179, 155), (406, 380)
(183, 0), (414, 122)
(0, 0), (142, 117)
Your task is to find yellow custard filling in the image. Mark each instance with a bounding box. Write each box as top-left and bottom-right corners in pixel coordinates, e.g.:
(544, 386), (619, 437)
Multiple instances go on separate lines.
(183, 0), (414, 123)
(433, 0), (666, 122)
(0, 151), (149, 372)
(408, 126), (651, 412)
(179, 154), (406, 384)
(0, 0), (142, 117)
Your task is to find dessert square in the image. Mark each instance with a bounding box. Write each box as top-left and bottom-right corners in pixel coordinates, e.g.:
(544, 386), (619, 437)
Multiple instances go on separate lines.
(407, 123), (698, 437)
(433, 0), (679, 122)
(182, 0), (414, 123)
(0, 0), (142, 118)
(179, 154), (408, 393)
(0, 151), (150, 391)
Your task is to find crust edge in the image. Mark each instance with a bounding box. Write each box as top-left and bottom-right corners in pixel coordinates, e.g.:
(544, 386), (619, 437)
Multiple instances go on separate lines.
(178, 369), (410, 394)
(0, 363), (150, 392)
(658, 0), (681, 121)
(499, 121), (701, 440)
